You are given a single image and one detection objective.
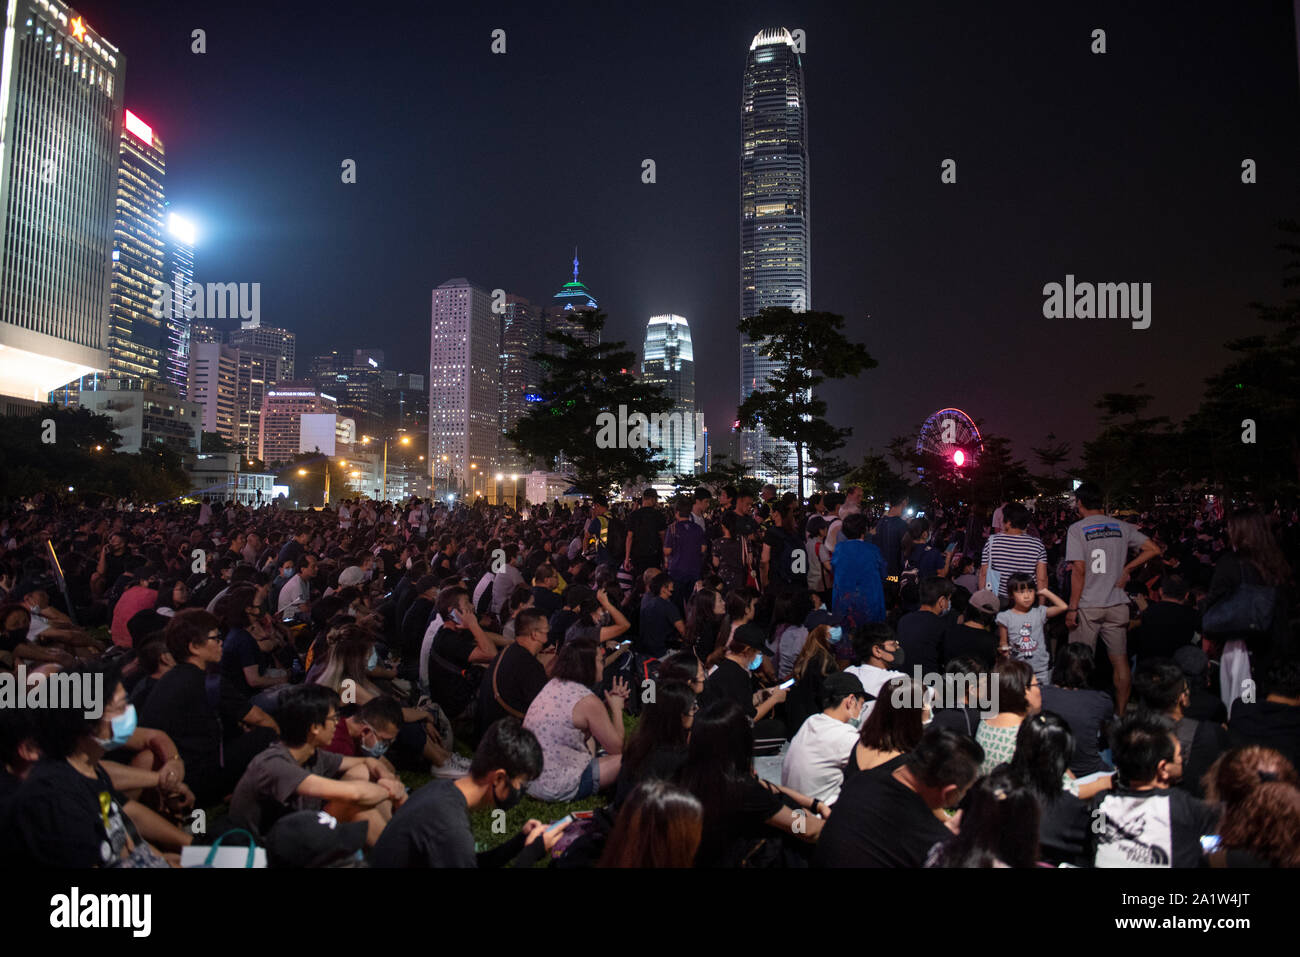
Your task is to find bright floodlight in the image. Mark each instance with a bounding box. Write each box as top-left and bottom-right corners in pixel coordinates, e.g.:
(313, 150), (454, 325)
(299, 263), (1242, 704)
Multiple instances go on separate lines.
(167, 212), (197, 245)
(953, 450), (965, 467)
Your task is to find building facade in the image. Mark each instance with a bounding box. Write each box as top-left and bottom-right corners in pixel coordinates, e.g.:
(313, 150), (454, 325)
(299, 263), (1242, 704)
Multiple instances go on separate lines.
(542, 251), (599, 357)
(0, 0), (125, 400)
(257, 384), (336, 466)
(229, 320), (295, 380)
(188, 340), (238, 441)
(160, 210), (195, 396)
(739, 26), (810, 485)
(107, 108), (165, 383)
(429, 278), (499, 492)
(498, 293), (540, 469)
(65, 377), (201, 454)
(641, 314), (697, 477)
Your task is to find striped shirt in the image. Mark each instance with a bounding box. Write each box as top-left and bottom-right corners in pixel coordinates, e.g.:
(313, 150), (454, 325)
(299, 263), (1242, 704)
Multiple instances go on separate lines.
(980, 533), (1047, 597)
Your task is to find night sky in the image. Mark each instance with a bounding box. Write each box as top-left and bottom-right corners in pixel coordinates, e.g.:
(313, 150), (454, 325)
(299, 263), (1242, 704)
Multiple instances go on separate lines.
(76, 0), (1300, 471)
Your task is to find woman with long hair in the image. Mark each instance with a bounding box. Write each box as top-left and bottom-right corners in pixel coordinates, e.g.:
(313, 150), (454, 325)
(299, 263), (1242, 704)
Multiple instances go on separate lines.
(1040, 641), (1114, 776)
(707, 590), (754, 669)
(597, 779), (703, 868)
(683, 588), (724, 665)
(1006, 711), (1094, 866)
(783, 624), (841, 738)
(676, 699), (824, 867)
(846, 675), (926, 778)
(614, 681), (696, 807)
(1205, 509), (1293, 669)
(924, 770), (1041, 868)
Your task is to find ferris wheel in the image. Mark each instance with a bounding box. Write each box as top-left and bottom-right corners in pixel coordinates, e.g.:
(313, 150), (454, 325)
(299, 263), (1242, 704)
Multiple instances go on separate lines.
(917, 408), (983, 467)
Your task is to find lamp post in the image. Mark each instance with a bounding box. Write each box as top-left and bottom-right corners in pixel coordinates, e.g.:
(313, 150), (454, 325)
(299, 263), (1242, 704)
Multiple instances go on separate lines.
(373, 434), (411, 503)
(495, 472), (504, 506)
(469, 462), (478, 499)
(510, 473), (519, 511)
(297, 461), (329, 508)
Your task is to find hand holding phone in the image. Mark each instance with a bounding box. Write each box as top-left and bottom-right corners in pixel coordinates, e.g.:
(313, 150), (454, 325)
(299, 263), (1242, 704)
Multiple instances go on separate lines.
(779, 677), (795, 690)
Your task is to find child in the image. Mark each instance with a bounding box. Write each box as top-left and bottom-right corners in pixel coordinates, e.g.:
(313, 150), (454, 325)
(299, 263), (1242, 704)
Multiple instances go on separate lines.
(996, 573), (1068, 685)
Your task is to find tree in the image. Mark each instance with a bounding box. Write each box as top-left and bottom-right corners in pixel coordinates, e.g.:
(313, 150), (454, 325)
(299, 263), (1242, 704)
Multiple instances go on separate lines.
(1030, 433), (1073, 498)
(275, 451), (350, 509)
(505, 310), (674, 495)
(1081, 387), (1178, 508)
(843, 453), (903, 500)
(736, 307), (876, 496)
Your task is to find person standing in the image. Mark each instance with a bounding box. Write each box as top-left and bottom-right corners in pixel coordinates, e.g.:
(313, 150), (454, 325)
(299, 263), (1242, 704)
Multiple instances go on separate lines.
(1064, 483), (1160, 717)
(624, 489), (667, 580)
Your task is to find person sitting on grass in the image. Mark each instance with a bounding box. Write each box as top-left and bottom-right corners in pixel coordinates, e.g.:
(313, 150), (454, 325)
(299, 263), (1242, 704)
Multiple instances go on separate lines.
(598, 779), (703, 868)
(228, 684), (405, 846)
(369, 717), (568, 867)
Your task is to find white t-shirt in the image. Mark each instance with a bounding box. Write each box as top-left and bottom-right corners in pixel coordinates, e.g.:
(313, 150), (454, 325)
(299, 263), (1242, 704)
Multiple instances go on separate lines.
(781, 712), (860, 805)
(844, 663), (907, 721)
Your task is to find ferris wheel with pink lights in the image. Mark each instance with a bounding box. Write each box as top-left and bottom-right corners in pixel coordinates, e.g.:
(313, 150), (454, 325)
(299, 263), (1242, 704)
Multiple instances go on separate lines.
(917, 408), (983, 468)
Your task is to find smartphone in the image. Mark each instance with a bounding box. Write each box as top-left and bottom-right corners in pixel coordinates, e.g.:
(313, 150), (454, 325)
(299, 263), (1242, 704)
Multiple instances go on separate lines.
(779, 678), (795, 690)
(619, 640), (633, 649)
(1199, 834), (1222, 853)
(946, 542), (958, 553)
(547, 814), (574, 832)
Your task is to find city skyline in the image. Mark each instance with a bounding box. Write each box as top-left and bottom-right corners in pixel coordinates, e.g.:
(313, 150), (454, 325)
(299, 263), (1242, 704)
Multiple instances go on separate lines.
(16, 1), (1300, 474)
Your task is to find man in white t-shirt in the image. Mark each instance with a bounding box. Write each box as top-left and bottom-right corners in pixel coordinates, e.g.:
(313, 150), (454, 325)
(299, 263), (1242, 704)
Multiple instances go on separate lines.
(781, 671), (866, 805)
(844, 625), (907, 722)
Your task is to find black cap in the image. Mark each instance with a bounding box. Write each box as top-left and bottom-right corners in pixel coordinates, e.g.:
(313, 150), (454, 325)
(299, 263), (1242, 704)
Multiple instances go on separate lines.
(823, 671), (866, 699)
(731, 623), (769, 652)
(643, 487), (659, 499)
(591, 493), (608, 507)
(266, 810), (369, 868)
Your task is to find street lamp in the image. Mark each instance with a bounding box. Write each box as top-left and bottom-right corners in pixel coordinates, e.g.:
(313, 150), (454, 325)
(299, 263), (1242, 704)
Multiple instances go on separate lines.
(510, 473), (519, 510)
(469, 462), (478, 499)
(381, 435), (412, 503)
(495, 473), (504, 506)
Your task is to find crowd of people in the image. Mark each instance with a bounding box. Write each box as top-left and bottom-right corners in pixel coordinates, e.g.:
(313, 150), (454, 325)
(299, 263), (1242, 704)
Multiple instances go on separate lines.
(1, 477), (1298, 868)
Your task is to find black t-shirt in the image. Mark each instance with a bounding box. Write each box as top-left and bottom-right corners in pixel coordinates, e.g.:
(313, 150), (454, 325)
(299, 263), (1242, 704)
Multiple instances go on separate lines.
(139, 662), (224, 794)
(476, 642), (548, 736)
(637, 594), (681, 658)
(531, 586), (563, 619)
(1176, 718), (1229, 799)
(1132, 602), (1199, 662)
(930, 706), (981, 739)
(703, 658), (755, 720)
(400, 596), (435, 659)
(549, 609), (579, 647)
(896, 610), (947, 679)
(1039, 685), (1114, 776)
(873, 515), (909, 577)
(943, 622), (997, 671)
(433, 626), (476, 670)
(369, 779), (477, 867)
(1038, 791), (1092, 867)
(1228, 700), (1300, 770)
(816, 764), (951, 868)
(3, 760), (140, 867)
(221, 627), (267, 702)
(627, 506), (668, 563)
(692, 775), (784, 868)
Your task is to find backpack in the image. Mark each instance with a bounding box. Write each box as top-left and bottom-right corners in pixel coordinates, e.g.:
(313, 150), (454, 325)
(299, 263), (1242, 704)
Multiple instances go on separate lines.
(474, 571), (496, 618)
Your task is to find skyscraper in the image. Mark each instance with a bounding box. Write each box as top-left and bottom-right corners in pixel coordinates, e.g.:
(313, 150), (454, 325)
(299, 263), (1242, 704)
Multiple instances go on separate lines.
(229, 320), (295, 379)
(188, 340), (238, 442)
(543, 250), (599, 357)
(161, 209), (195, 396)
(739, 26), (810, 485)
(0, 1), (124, 401)
(107, 108), (165, 383)
(641, 314), (697, 477)
(430, 278), (499, 492)
(498, 293), (540, 469)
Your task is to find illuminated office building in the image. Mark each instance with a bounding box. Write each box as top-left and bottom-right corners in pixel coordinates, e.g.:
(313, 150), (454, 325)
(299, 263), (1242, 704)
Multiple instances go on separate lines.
(161, 209), (195, 395)
(429, 278), (499, 491)
(0, 1), (124, 400)
(739, 27), (810, 486)
(641, 314), (697, 477)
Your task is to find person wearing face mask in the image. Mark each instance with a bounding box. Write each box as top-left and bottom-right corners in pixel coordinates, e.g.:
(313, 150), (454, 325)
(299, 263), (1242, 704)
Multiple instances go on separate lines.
(324, 696), (404, 762)
(369, 717), (569, 868)
(844, 623), (908, 722)
(896, 577), (955, 683)
(2, 662), (193, 866)
(703, 623), (787, 738)
(781, 671), (867, 806)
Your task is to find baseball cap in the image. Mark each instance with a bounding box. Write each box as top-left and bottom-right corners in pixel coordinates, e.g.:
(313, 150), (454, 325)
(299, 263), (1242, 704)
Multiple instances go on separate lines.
(730, 623), (769, 652)
(969, 589), (1000, 616)
(266, 810), (369, 868)
(823, 671), (866, 699)
(337, 566), (368, 587)
(1173, 644), (1209, 678)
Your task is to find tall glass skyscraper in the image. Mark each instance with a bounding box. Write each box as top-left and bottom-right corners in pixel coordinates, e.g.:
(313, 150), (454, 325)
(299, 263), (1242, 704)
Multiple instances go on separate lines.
(498, 293), (539, 469)
(641, 314), (696, 478)
(108, 108), (165, 382)
(739, 26), (810, 486)
(161, 209), (195, 396)
(0, 0), (124, 401)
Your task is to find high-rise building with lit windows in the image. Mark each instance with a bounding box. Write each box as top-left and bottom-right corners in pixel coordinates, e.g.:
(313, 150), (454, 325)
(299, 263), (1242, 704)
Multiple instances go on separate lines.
(641, 314), (697, 477)
(161, 209), (195, 395)
(543, 250), (599, 357)
(498, 293), (539, 468)
(739, 26), (810, 486)
(0, 0), (124, 401)
(108, 108), (165, 383)
(229, 320), (294, 379)
(430, 278), (499, 491)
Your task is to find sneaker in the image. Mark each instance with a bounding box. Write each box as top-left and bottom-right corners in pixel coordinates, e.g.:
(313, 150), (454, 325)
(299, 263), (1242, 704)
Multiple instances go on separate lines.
(431, 753), (472, 779)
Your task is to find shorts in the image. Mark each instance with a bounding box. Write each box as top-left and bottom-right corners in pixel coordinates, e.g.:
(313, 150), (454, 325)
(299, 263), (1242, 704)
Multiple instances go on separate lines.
(1074, 605), (1129, 657)
(573, 756), (600, 800)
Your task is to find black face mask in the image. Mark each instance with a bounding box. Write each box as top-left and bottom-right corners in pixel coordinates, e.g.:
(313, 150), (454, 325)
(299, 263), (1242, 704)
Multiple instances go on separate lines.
(495, 779), (524, 811)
